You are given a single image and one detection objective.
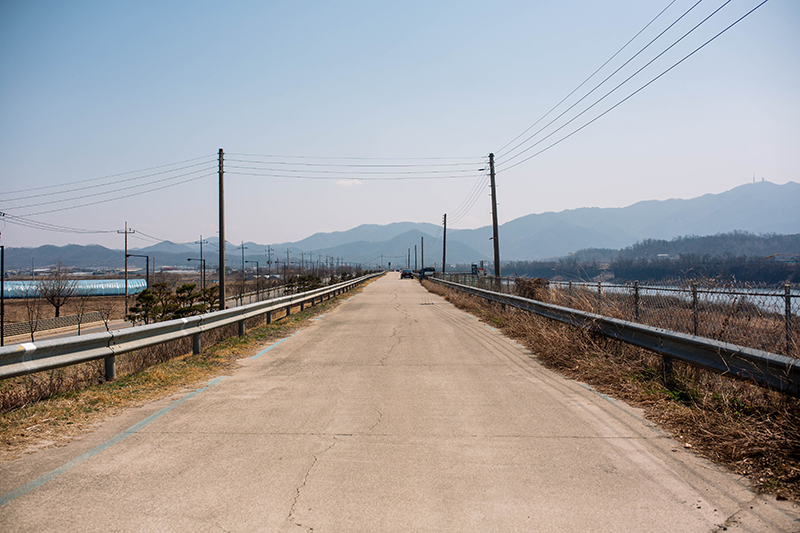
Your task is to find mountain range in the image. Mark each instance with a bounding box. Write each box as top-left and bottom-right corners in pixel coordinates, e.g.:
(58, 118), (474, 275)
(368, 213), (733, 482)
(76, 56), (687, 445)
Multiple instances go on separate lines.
(3, 180), (798, 270)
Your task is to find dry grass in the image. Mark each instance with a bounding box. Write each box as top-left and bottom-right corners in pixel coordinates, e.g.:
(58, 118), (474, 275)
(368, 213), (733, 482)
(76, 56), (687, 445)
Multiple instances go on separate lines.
(423, 280), (800, 502)
(0, 283), (370, 462)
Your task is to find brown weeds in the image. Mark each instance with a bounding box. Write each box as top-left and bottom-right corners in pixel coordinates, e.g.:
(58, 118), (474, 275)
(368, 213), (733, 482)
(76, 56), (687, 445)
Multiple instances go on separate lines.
(423, 280), (800, 501)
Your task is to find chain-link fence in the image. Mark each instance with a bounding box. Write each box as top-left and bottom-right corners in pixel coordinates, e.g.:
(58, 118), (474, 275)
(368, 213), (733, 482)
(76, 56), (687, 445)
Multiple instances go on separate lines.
(435, 273), (799, 357)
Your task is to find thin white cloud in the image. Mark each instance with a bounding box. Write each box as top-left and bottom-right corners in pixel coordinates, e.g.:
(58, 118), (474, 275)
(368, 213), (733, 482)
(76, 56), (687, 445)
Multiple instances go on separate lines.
(336, 179), (362, 187)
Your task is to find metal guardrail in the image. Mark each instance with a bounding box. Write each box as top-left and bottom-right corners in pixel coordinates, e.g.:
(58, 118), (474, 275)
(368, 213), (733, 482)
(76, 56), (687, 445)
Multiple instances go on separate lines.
(429, 277), (800, 397)
(0, 273), (381, 382)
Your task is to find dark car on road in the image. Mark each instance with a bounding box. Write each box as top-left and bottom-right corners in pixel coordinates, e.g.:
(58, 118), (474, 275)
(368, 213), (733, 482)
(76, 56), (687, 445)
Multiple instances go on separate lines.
(400, 269), (414, 279)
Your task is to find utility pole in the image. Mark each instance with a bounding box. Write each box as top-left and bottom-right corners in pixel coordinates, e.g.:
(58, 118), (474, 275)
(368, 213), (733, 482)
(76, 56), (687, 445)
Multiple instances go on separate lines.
(196, 235), (208, 290)
(442, 214), (447, 274)
(414, 245), (417, 271)
(421, 236), (424, 270)
(118, 222), (135, 318)
(239, 241), (248, 299)
(489, 152), (501, 284)
(407, 248), (410, 269)
(286, 249), (291, 278)
(218, 148), (226, 310)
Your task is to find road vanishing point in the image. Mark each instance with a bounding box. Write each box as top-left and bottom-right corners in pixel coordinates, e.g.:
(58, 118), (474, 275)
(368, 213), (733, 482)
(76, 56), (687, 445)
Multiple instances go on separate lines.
(1, 275), (798, 532)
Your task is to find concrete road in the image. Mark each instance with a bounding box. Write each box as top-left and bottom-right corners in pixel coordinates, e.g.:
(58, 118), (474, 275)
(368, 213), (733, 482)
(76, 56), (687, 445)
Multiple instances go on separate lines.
(1, 275), (798, 532)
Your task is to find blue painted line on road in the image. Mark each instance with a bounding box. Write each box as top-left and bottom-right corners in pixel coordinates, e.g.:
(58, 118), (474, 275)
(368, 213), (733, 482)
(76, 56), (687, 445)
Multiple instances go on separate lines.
(578, 382), (616, 404)
(0, 376), (226, 507)
(251, 335), (293, 360)
(485, 325), (497, 332)
(314, 314), (326, 321)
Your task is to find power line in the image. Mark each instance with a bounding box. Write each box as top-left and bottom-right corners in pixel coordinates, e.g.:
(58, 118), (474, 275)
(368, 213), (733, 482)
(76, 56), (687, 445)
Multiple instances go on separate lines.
(497, 0), (708, 163)
(1, 213), (116, 234)
(8, 172), (216, 217)
(495, 0), (679, 156)
(497, 0), (770, 173)
(227, 153), (482, 161)
(226, 163), (480, 175)
(1, 160), (217, 203)
(0, 154), (216, 196)
(4, 165), (217, 210)
(227, 170), (480, 181)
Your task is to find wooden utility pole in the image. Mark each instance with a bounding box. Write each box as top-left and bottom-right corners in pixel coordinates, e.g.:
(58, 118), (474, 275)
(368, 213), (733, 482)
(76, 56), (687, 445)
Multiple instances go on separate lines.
(442, 214), (447, 274)
(489, 153), (501, 283)
(421, 236), (424, 270)
(117, 222), (135, 318)
(218, 148), (226, 310)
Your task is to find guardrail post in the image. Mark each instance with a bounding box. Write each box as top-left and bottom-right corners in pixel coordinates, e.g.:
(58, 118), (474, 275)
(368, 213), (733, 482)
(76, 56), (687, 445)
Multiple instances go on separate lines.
(192, 333), (201, 355)
(266, 310), (272, 324)
(662, 355), (674, 385)
(786, 285), (793, 355)
(300, 300), (305, 311)
(238, 320), (245, 337)
(597, 281), (602, 297)
(634, 281), (640, 321)
(692, 283), (698, 336)
(104, 355), (116, 381)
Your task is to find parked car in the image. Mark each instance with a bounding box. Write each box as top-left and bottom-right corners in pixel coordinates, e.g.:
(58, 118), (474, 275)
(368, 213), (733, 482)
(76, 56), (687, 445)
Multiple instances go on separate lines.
(400, 269), (414, 279)
(419, 267), (436, 280)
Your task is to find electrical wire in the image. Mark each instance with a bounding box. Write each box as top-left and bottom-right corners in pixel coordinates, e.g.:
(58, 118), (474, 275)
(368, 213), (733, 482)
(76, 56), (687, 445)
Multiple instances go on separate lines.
(4, 165), (217, 210)
(8, 172), (216, 218)
(497, 0), (710, 164)
(0, 154), (216, 196)
(227, 170), (480, 181)
(1, 213), (116, 234)
(497, 0), (770, 173)
(2, 160), (217, 203)
(495, 0), (678, 156)
(227, 153), (483, 161)
(226, 163), (480, 175)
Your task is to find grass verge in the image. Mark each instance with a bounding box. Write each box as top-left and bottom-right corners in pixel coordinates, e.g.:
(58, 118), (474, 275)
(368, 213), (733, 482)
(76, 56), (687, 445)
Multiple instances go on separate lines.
(0, 283), (371, 462)
(423, 280), (800, 502)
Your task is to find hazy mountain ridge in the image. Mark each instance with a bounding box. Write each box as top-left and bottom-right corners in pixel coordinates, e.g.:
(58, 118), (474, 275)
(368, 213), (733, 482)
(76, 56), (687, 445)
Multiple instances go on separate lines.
(4, 181), (797, 269)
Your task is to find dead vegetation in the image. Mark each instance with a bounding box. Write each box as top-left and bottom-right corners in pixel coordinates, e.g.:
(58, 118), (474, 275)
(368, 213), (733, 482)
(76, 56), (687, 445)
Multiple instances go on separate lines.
(423, 280), (800, 502)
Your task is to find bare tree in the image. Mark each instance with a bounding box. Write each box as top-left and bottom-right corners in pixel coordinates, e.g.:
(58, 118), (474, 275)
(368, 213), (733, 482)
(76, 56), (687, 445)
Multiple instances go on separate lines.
(74, 289), (94, 335)
(38, 259), (77, 318)
(94, 297), (116, 332)
(22, 283), (43, 342)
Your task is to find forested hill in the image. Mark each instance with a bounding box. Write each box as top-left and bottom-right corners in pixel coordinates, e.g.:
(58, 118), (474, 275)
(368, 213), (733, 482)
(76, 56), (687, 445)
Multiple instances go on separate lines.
(616, 232), (800, 261)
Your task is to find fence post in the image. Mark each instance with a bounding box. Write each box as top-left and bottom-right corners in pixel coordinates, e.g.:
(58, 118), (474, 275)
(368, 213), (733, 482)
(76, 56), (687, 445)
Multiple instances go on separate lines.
(634, 281), (640, 321)
(692, 283), (698, 336)
(786, 285), (793, 355)
(568, 281), (572, 298)
(662, 355), (674, 384)
(192, 333), (201, 355)
(104, 355), (116, 381)
(597, 281), (602, 297)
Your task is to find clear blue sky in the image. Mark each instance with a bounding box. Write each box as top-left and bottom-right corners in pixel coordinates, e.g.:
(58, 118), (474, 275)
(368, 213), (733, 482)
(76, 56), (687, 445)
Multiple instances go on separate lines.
(1, 0), (798, 250)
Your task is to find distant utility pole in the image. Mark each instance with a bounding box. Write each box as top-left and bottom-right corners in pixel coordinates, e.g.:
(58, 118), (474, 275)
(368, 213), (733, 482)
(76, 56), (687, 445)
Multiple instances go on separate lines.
(218, 148), (226, 310)
(442, 214), (447, 274)
(118, 222), (135, 318)
(239, 241), (248, 298)
(407, 248), (410, 269)
(489, 152), (501, 283)
(421, 236), (424, 270)
(414, 245), (417, 271)
(196, 235), (208, 290)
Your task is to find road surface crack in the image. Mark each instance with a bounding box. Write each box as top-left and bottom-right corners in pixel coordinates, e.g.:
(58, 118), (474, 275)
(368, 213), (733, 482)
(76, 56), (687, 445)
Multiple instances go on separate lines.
(287, 438), (337, 531)
(380, 326), (403, 365)
(367, 405), (383, 433)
